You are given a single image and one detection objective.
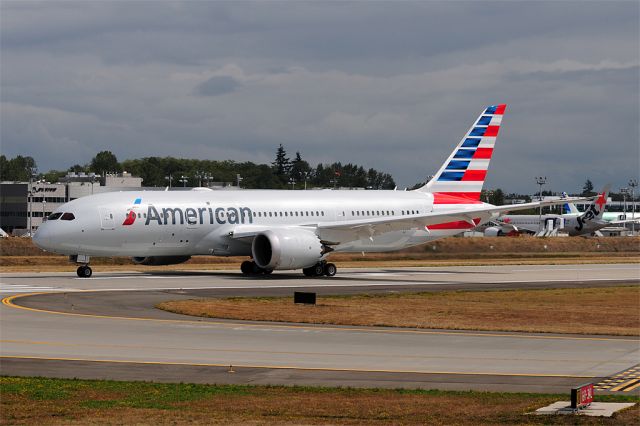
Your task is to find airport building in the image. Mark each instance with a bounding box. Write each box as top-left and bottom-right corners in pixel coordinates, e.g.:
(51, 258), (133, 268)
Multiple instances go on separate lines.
(0, 172), (146, 235)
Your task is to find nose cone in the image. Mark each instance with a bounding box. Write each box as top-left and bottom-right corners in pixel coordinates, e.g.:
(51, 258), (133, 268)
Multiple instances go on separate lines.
(32, 223), (52, 251)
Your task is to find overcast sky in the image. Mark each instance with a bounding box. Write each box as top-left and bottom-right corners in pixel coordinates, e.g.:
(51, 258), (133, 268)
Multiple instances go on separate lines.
(1, 1), (638, 193)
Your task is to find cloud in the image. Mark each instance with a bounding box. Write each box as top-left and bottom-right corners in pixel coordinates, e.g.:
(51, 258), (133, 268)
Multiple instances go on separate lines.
(194, 75), (241, 96)
(0, 1), (638, 192)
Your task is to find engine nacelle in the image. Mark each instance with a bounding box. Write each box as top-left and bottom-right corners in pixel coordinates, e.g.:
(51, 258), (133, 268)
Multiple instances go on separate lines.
(131, 256), (191, 266)
(252, 229), (323, 270)
(483, 226), (505, 237)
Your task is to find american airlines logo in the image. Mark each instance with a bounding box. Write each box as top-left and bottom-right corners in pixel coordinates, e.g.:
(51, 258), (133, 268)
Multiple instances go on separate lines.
(122, 198), (142, 226)
(123, 198), (253, 226)
(145, 205), (254, 225)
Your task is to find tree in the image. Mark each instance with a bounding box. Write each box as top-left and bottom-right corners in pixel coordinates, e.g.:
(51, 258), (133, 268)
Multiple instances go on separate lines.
(489, 188), (505, 206)
(68, 164), (87, 173)
(272, 144), (291, 184)
(582, 179), (595, 196)
(0, 155), (37, 181)
(290, 151), (311, 185)
(90, 151), (121, 176)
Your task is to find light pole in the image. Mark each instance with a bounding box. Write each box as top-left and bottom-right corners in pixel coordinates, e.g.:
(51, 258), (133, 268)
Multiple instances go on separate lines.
(535, 176), (547, 232)
(302, 171), (310, 190)
(27, 173), (39, 236)
(288, 177), (296, 190)
(629, 179), (638, 234)
(165, 174), (173, 188)
(236, 174), (243, 188)
(179, 175), (188, 187)
(42, 200), (46, 226)
(620, 187), (628, 222)
(27, 178), (33, 235)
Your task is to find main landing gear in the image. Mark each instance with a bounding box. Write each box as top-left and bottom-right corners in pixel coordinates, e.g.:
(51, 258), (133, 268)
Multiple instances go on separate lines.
(240, 260), (273, 276)
(303, 261), (337, 277)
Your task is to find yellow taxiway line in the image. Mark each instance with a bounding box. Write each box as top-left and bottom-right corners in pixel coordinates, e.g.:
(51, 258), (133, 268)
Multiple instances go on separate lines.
(3, 293), (638, 342)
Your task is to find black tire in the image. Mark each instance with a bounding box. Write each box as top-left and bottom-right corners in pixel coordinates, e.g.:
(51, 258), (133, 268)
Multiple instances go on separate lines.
(313, 263), (324, 276)
(240, 260), (253, 275)
(262, 269), (273, 275)
(324, 263), (337, 277)
(302, 267), (314, 277)
(77, 266), (92, 278)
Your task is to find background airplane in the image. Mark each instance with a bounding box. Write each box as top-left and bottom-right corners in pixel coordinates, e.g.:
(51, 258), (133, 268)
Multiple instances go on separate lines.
(484, 186), (612, 237)
(33, 104), (586, 278)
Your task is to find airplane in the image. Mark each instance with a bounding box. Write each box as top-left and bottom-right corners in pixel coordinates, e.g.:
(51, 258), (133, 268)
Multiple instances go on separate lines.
(33, 104), (587, 278)
(484, 185), (611, 237)
(563, 197), (639, 225)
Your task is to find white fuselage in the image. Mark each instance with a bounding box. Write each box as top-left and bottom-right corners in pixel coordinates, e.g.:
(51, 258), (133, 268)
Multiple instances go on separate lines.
(497, 213), (605, 236)
(34, 189), (491, 258)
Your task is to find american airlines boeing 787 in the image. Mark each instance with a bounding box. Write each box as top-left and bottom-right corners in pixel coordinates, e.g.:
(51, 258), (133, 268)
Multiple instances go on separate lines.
(33, 104), (584, 277)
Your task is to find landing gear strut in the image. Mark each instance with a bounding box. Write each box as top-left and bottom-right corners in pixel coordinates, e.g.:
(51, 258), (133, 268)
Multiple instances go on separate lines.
(303, 261), (337, 277)
(240, 260), (273, 276)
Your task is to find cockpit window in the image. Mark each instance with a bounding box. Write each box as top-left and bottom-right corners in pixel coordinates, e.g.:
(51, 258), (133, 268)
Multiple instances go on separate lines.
(47, 212), (63, 220)
(60, 212), (75, 221)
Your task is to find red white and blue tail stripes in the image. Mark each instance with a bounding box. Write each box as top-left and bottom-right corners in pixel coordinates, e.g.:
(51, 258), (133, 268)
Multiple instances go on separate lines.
(418, 104), (506, 203)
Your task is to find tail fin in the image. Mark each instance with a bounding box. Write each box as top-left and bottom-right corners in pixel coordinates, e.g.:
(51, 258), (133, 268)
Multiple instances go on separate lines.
(415, 104), (506, 203)
(579, 184), (610, 222)
(563, 202), (580, 215)
(561, 192), (581, 215)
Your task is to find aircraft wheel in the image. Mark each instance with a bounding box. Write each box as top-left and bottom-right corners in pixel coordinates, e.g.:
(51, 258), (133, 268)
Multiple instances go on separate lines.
(77, 266), (92, 278)
(262, 269), (273, 275)
(323, 263), (337, 277)
(240, 260), (253, 275)
(313, 263), (325, 276)
(302, 267), (314, 277)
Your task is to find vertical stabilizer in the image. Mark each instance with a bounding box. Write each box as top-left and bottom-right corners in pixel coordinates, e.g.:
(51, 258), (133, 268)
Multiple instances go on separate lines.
(416, 104), (506, 203)
(579, 184), (611, 221)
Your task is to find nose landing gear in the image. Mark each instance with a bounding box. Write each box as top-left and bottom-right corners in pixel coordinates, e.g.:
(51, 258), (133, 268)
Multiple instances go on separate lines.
(77, 265), (93, 278)
(70, 254), (92, 278)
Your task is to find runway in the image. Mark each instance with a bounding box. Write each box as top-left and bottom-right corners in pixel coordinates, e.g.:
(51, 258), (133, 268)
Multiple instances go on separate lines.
(1, 263), (639, 394)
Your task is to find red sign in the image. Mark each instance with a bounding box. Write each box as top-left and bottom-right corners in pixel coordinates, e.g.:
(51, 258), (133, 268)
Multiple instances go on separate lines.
(571, 383), (594, 409)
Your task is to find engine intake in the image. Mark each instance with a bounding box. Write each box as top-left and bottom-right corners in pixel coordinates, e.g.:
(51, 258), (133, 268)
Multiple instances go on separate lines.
(252, 229), (323, 270)
(131, 256), (191, 266)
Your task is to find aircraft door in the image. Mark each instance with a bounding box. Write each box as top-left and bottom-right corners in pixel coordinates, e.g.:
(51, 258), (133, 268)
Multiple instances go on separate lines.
(99, 207), (115, 230)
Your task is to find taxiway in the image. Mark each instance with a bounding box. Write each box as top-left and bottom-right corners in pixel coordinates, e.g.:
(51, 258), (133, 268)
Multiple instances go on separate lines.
(1, 264), (638, 393)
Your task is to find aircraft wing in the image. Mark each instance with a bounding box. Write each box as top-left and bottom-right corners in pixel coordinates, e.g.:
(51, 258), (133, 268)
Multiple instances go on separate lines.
(315, 197), (589, 241)
(230, 196), (589, 244)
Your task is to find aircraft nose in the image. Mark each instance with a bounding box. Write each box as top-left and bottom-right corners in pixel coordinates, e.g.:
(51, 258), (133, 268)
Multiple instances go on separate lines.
(32, 223), (52, 251)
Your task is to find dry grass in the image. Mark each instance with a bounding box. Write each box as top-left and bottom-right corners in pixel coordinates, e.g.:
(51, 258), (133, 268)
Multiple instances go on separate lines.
(1, 377), (637, 425)
(158, 286), (640, 336)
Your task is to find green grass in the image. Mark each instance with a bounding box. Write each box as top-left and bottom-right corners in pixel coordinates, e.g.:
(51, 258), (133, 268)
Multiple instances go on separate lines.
(2, 376), (638, 425)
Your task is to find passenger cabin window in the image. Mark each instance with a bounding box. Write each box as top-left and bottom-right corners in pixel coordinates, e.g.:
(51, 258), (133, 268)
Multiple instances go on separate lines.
(60, 212), (75, 221)
(47, 212), (63, 220)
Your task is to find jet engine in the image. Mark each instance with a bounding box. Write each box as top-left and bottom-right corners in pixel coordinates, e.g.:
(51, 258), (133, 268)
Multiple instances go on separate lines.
(483, 226), (505, 237)
(252, 229), (323, 270)
(131, 256), (191, 266)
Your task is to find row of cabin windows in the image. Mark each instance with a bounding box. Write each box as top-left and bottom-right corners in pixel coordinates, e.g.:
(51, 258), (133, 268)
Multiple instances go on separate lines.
(253, 211), (325, 218)
(125, 210), (420, 220)
(350, 209), (419, 217)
